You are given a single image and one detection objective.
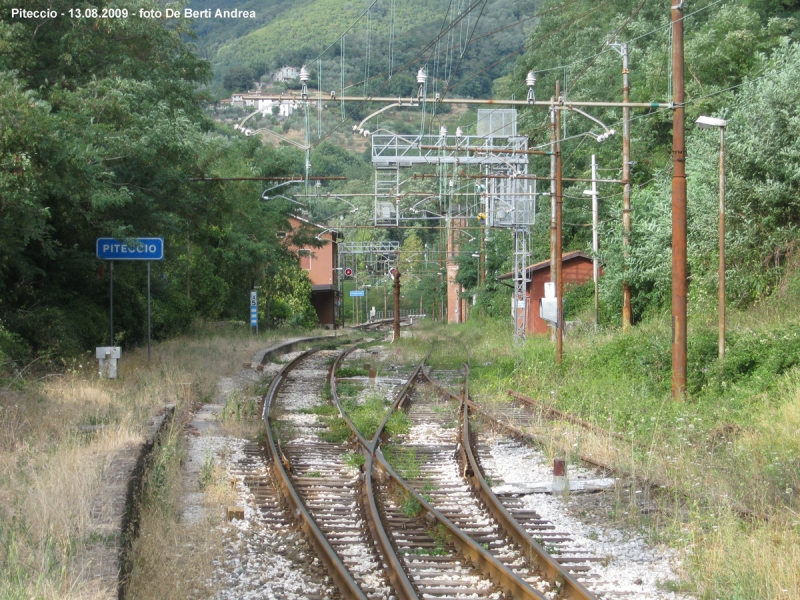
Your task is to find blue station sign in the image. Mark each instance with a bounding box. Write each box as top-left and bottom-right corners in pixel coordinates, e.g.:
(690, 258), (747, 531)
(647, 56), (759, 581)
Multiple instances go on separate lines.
(96, 238), (164, 260)
(349, 290), (365, 297)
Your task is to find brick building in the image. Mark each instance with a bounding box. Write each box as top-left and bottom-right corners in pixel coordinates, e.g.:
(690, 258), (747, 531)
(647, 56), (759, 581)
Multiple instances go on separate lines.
(498, 251), (596, 335)
(285, 216), (340, 328)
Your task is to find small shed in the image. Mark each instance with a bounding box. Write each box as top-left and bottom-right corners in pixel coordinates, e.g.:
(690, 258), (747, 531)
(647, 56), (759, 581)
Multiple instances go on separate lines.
(498, 251), (597, 335)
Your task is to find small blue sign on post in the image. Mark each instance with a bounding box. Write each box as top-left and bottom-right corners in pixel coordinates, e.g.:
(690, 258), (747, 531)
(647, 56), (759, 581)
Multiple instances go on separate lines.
(250, 290), (258, 332)
(96, 237), (164, 261)
(349, 290), (365, 297)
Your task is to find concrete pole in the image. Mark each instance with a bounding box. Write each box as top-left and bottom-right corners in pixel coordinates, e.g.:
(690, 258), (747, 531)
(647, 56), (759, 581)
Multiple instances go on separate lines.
(479, 224), (486, 286)
(555, 81), (564, 365)
(671, 1), (687, 401)
(622, 43), (633, 333)
(591, 155), (599, 329)
(719, 126), (726, 360)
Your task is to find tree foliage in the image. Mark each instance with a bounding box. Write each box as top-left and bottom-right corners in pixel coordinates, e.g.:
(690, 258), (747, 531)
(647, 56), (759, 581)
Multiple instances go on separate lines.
(0, 0), (318, 362)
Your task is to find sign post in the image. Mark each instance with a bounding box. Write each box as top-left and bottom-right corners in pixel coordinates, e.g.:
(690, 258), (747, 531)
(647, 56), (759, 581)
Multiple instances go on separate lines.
(250, 290), (258, 334)
(96, 237), (164, 364)
(109, 261), (114, 347)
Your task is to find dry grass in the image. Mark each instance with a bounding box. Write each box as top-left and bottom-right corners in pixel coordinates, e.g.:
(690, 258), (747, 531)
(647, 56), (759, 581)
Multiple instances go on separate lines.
(124, 420), (235, 600)
(0, 325), (318, 599)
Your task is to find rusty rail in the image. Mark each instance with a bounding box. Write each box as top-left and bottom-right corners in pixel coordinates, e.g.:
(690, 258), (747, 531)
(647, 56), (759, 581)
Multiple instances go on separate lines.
(329, 343), (419, 600)
(331, 345), (546, 598)
(507, 389), (630, 443)
(461, 370), (597, 599)
(362, 453), (418, 600)
(373, 446), (547, 600)
(262, 348), (368, 600)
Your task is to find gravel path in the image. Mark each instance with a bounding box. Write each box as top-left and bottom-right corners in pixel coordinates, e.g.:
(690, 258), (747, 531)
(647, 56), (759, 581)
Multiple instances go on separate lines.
(181, 344), (338, 599)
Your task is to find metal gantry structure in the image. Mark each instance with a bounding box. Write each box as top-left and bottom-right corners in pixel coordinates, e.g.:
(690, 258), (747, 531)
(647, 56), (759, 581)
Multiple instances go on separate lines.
(370, 109), (536, 342)
(231, 1), (690, 398)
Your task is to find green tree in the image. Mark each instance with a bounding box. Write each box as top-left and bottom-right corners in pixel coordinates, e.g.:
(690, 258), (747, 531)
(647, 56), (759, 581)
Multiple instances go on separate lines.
(223, 66), (255, 91)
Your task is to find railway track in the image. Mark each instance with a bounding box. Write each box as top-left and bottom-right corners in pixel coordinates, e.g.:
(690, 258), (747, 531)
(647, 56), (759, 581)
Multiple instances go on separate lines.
(373, 367), (595, 600)
(422, 365), (688, 599)
(335, 347), (599, 600)
(264, 347), (387, 599)
(261, 343), (561, 598)
(255, 339), (678, 599)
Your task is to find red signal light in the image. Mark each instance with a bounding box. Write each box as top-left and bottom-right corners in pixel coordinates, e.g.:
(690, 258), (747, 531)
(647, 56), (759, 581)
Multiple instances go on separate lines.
(344, 268), (353, 276)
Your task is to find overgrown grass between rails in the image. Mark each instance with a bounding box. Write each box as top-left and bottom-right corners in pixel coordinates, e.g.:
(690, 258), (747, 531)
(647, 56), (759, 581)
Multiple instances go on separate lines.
(336, 365), (370, 378)
(383, 444), (421, 480)
(313, 393), (411, 443)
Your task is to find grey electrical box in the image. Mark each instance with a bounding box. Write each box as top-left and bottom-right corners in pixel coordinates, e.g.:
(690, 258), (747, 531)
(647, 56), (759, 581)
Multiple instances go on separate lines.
(96, 346), (121, 379)
(539, 298), (558, 325)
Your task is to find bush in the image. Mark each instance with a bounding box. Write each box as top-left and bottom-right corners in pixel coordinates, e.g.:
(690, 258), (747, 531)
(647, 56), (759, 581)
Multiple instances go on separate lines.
(563, 280), (594, 321)
(0, 320), (31, 369)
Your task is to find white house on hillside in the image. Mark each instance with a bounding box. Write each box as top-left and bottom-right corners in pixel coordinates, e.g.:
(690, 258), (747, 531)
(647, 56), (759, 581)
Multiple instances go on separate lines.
(273, 66), (300, 82)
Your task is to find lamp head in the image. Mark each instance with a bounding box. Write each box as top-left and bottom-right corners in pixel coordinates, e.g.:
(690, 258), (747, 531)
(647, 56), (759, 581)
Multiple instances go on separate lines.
(696, 116), (728, 128)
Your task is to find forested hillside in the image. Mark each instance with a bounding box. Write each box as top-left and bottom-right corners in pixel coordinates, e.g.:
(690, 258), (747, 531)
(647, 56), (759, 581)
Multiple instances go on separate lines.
(200, 0), (539, 98)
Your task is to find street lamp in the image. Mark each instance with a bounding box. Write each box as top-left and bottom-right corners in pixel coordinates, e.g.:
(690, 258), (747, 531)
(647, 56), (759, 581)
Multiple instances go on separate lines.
(696, 115), (728, 360)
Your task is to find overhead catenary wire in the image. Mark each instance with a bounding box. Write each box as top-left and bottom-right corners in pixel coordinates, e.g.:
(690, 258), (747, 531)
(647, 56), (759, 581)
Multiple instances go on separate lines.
(295, 0), (729, 154)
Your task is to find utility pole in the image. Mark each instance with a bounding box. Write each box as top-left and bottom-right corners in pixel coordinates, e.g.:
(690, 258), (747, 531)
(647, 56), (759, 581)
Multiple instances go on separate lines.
(621, 43), (633, 333)
(555, 81), (564, 365)
(549, 97), (557, 342)
(671, 1), (687, 401)
(696, 115), (728, 359)
(718, 125), (726, 360)
(584, 154), (599, 330)
(479, 224), (486, 286)
(393, 269), (401, 343)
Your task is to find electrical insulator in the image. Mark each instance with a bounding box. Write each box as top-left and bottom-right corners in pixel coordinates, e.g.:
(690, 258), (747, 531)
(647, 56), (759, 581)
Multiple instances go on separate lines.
(439, 126), (447, 137)
(416, 68), (426, 100)
(456, 126), (463, 138)
(300, 66), (309, 101)
(526, 70), (536, 105)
